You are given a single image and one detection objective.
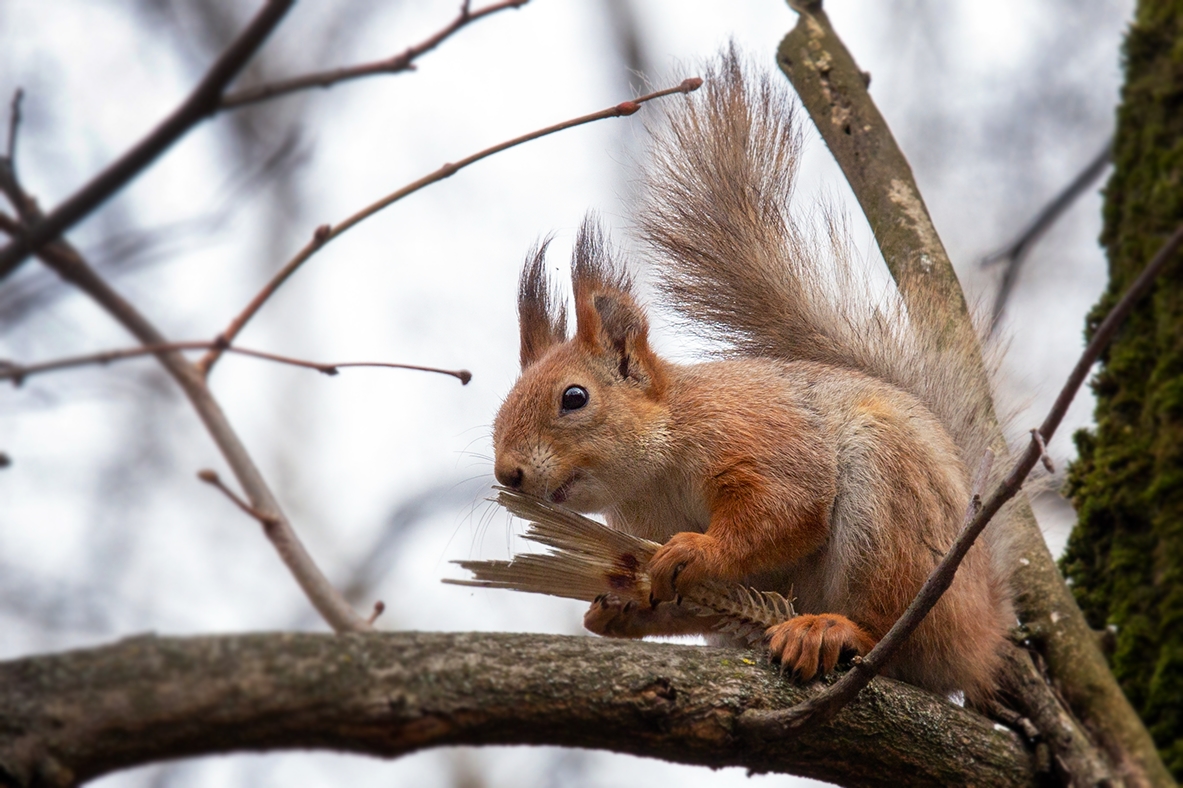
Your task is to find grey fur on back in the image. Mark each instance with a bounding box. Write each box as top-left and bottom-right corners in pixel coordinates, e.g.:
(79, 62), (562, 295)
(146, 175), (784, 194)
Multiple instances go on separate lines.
(639, 48), (997, 475)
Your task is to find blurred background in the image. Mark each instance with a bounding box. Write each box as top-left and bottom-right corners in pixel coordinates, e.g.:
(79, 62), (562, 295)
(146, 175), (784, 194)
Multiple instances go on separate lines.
(0, 1), (1131, 786)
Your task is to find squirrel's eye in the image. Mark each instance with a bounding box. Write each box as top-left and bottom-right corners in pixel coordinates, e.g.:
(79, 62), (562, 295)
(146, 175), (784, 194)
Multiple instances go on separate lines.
(561, 385), (589, 412)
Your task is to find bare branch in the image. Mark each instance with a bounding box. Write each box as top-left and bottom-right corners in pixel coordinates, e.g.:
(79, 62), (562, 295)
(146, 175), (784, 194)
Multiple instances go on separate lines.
(5, 88), (22, 167)
(0, 111), (42, 231)
(198, 76), (704, 375)
(0, 0), (294, 279)
(0, 184), (111, 282)
(197, 469), (279, 528)
(0, 632), (1037, 788)
(219, 0), (531, 110)
(739, 223), (1183, 743)
(0, 340), (471, 386)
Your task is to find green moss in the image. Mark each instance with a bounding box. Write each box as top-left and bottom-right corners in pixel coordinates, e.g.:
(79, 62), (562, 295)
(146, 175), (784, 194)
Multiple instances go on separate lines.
(1061, 0), (1183, 777)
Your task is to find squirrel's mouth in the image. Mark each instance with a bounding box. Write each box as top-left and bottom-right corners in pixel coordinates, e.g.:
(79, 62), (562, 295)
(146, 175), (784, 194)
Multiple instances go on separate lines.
(549, 472), (581, 504)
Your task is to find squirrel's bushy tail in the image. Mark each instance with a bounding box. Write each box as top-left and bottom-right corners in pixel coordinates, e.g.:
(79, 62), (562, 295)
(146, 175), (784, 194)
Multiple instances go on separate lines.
(640, 48), (996, 470)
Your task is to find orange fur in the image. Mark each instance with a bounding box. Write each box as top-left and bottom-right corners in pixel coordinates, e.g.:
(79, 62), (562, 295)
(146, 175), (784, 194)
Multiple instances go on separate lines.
(492, 53), (1015, 708)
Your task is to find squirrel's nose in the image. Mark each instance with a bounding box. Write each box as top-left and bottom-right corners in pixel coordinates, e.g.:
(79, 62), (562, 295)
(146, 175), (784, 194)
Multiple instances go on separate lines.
(495, 464), (524, 490)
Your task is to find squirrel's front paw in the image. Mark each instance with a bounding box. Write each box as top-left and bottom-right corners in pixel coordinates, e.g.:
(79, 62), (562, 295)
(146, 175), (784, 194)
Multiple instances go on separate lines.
(766, 614), (877, 681)
(584, 593), (642, 637)
(647, 531), (718, 602)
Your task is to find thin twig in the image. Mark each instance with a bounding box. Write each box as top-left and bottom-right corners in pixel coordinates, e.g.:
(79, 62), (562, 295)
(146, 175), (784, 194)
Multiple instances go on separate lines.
(0, 340), (471, 386)
(366, 600), (386, 625)
(5, 88), (23, 167)
(0, 0), (294, 279)
(220, 0), (530, 110)
(983, 140), (1113, 333)
(197, 76), (704, 375)
(739, 223), (1183, 739)
(197, 469), (279, 529)
(0, 96), (42, 234)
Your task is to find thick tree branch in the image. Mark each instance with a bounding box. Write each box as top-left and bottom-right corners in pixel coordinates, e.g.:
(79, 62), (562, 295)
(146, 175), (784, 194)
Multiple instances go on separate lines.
(0, 0), (293, 279)
(776, 4), (1172, 785)
(219, 0), (531, 110)
(0, 632), (1036, 788)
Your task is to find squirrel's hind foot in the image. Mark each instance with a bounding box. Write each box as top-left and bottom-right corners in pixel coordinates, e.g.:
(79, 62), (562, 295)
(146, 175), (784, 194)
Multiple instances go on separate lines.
(766, 614), (876, 681)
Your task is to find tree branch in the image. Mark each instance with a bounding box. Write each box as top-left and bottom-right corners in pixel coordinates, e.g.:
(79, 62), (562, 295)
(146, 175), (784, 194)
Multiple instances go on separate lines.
(0, 632), (1036, 788)
(0, 0), (293, 279)
(0, 340), (470, 386)
(778, 1), (967, 338)
(776, 5), (1172, 785)
(197, 76), (703, 375)
(5, 89), (22, 170)
(219, 0), (531, 110)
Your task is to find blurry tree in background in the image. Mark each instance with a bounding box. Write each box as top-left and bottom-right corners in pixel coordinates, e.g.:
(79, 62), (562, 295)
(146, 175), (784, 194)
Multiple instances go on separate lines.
(2, 1), (1178, 787)
(1063, 1), (1183, 779)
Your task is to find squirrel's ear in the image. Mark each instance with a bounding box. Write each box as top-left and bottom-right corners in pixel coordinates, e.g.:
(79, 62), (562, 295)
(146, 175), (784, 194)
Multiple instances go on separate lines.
(571, 218), (664, 392)
(518, 240), (568, 369)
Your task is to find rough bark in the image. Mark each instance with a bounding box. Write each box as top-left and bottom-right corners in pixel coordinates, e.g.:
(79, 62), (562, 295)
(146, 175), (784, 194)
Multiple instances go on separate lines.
(1063, 0), (1183, 780)
(0, 632), (1035, 788)
(775, 4), (1172, 785)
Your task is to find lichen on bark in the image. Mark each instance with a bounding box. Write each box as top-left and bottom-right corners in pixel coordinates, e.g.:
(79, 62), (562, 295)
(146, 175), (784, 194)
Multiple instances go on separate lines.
(1061, 0), (1183, 778)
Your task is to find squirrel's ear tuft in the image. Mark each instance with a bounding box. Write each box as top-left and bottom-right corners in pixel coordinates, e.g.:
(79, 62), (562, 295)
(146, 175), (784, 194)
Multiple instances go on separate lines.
(518, 239), (568, 369)
(571, 217), (664, 391)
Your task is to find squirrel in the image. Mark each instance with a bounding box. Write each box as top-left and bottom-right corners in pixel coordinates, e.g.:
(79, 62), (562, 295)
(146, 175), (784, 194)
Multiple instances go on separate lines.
(491, 51), (1014, 707)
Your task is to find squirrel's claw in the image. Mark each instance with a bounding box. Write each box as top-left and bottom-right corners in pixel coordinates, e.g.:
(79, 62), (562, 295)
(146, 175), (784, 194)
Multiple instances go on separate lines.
(766, 614), (876, 681)
(584, 593), (641, 637)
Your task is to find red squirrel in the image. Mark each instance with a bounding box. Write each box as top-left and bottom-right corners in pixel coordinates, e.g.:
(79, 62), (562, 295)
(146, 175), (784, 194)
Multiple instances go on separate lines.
(492, 52), (1013, 706)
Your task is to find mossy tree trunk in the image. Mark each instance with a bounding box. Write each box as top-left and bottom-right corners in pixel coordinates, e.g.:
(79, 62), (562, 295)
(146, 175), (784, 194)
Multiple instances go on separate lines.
(1062, 0), (1183, 779)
